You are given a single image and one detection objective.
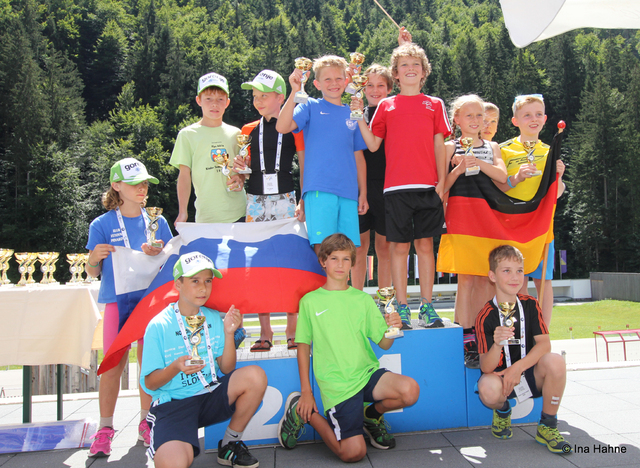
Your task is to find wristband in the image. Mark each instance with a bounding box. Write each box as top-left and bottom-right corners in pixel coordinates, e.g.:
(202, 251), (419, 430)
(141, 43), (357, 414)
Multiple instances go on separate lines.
(87, 259), (100, 268)
(507, 176), (516, 189)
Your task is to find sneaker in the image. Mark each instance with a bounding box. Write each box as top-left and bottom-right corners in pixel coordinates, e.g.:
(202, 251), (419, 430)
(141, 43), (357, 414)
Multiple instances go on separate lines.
(363, 406), (396, 449)
(418, 302), (444, 328)
(491, 409), (512, 439)
(234, 327), (246, 349)
(397, 304), (412, 330)
(278, 392), (305, 449)
(464, 349), (480, 369)
(88, 426), (114, 458)
(138, 419), (150, 447)
(535, 423), (572, 453)
(217, 440), (259, 467)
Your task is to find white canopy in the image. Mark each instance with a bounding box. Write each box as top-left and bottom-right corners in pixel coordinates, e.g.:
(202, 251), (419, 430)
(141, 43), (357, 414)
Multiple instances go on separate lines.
(500, 0), (640, 48)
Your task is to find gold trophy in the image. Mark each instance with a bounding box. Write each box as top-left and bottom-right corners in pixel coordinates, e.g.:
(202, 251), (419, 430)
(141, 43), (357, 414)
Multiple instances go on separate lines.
(25, 253), (38, 285)
(213, 149), (235, 191)
(349, 75), (369, 121)
(235, 134), (252, 174)
(15, 252), (30, 286)
(346, 52), (366, 94)
(67, 253), (82, 283)
(461, 137), (480, 176)
(377, 287), (403, 339)
(77, 253), (89, 282)
(293, 57), (313, 104)
(145, 207), (164, 248)
(498, 302), (520, 346)
(0, 248), (13, 285)
(37, 252), (59, 284)
(185, 315), (206, 366)
(523, 141), (541, 176)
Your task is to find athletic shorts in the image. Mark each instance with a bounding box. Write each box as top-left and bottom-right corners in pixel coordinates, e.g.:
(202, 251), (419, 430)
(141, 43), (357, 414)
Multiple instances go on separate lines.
(246, 191), (297, 222)
(325, 368), (388, 441)
(103, 302), (140, 354)
(527, 240), (555, 280)
(384, 190), (444, 243)
(475, 366), (542, 400)
(304, 191), (360, 247)
(359, 179), (386, 235)
(146, 371), (236, 459)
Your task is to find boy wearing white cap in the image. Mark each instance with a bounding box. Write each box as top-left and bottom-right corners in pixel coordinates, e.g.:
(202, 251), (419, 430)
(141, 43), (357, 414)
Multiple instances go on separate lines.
(141, 251), (267, 468)
(170, 72), (247, 225)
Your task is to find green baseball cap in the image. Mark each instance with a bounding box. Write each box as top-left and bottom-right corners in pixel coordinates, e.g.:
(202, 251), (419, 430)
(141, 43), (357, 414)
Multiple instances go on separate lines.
(173, 251), (223, 280)
(109, 158), (159, 185)
(197, 72), (230, 95)
(241, 70), (286, 94)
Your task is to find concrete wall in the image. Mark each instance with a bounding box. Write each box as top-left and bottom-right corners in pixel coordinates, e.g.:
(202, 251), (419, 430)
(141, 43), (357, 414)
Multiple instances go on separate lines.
(591, 272), (640, 302)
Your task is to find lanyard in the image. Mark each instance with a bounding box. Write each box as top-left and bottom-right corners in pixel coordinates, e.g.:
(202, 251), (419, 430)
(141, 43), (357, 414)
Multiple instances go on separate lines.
(115, 207), (149, 249)
(259, 117), (283, 174)
(492, 296), (527, 368)
(173, 304), (218, 391)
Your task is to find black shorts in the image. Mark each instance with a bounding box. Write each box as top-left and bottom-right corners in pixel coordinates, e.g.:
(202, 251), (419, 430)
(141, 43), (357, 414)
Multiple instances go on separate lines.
(359, 179), (386, 235)
(325, 368), (388, 441)
(384, 190), (444, 243)
(507, 366), (543, 400)
(146, 371), (236, 459)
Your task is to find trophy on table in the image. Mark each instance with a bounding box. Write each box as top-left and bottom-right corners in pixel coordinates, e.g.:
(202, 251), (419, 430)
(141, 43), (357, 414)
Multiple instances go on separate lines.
(460, 137), (480, 176)
(16, 252), (37, 286)
(523, 141), (542, 176)
(235, 134), (252, 174)
(77, 253), (89, 282)
(0, 248), (13, 285)
(145, 207), (164, 248)
(185, 315), (206, 366)
(293, 57), (313, 104)
(37, 252), (59, 284)
(377, 287), (403, 339)
(498, 302), (520, 346)
(67, 253), (82, 283)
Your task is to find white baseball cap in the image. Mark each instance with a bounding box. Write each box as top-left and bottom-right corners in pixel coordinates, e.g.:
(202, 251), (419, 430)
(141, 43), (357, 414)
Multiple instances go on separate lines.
(173, 252), (223, 280)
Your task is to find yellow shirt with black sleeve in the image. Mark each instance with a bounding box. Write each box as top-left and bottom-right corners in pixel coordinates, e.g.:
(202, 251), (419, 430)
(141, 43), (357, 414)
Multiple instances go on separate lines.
(500, 137), (550, 202)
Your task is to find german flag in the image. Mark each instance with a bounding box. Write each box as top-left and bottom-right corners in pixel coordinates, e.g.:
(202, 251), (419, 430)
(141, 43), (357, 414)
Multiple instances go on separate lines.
(437, 131), (562, 276)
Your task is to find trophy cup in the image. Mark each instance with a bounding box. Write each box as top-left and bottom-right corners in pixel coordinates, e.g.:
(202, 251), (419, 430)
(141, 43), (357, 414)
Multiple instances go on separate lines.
(77, 253), (89, 282)
(185, 315), (206, 366)
(460, 137), (480, 176)
(523, 141), (542, 176)
(345, 52), (366, 94)
(498, 302), (520, 346)
(67, 253), (81, 283)
(37, 252), (59, 284)
(235, 134), (252, 174)
(293, 57), (313, 104)
(349, 75), (369, 121)
(15, 252), (30, 286)
(213, 150), (236, 191)
(25, 253), (38, 285)
(145, 207), (164, 248)
(0, 249), (13, 285)
(377, 287), (403, 339)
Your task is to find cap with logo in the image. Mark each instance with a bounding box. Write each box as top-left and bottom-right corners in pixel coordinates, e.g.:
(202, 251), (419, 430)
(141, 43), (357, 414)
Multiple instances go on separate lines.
(197, 72), (230, 95)
(110, 158), (159, 185)
(241, 69), (286, 95)
(173, 251), (223, 280)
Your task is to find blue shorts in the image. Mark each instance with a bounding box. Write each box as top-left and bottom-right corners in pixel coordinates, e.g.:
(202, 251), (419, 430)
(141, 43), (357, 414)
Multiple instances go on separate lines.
(325, 368), (388, 441)
(304, 191), (360, 247)
(527, 240), (554, 280)
(146, 371), (235, 459)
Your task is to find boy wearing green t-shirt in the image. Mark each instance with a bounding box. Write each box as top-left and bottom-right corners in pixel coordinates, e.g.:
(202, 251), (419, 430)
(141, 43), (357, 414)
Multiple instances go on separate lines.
(278, 233), (419, 462)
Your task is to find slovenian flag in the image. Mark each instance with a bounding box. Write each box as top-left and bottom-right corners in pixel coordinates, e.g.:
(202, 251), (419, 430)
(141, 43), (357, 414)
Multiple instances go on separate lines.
(99, 219), (326, 375)
(437, 130), (562, 276)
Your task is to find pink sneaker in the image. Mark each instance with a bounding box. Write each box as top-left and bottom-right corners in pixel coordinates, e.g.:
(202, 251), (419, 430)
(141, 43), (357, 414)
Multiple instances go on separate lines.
(88, 426), (114, 458)
(138, 419), (151, 447)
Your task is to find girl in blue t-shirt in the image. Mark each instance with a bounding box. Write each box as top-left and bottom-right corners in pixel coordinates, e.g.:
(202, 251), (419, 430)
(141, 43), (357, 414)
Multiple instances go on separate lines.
(85, 158), (172, 458)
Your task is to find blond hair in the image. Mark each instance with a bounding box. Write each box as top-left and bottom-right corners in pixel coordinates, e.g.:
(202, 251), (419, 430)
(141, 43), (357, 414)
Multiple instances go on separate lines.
(364, 63), (394, 91)
(101, 185), (148, 211)
(484, 102), (500, 117)
(317, 233), (356, 266)
(489, 245), (524, 273)
(313, 55), (348, 79)
(512, 94), (544, 116)
(390, 43), (432, 89)
(449, 94), (484, 139)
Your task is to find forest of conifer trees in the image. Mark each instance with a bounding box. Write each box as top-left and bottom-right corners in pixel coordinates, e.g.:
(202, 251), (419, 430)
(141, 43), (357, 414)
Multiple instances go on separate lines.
(1, 0), (639, 279)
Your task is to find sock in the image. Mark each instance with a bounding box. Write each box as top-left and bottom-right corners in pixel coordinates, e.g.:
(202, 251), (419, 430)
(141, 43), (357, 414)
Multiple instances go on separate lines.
(99, 417), (114, 430)
(497, 400), (511, 415)
(364, 403), (383, 421)
(463, 327), (477, 351)
(221, 427), (243, 447)
(540, 411), (557, 428)
(140, 409), (149, 422)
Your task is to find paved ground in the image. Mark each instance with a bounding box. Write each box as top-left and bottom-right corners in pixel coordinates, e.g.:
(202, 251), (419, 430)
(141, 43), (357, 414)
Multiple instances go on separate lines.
(1, 336), (639, 467)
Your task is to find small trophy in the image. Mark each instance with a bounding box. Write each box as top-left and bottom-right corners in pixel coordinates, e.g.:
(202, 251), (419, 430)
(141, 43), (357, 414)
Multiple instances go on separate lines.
(37, 252), (59, 284)
(213, 150), (235, 190)
(77, 253), (89, 282)
(498, 302), (520, 346)
(15, 252), (30, 286)
(349, 75), (369, 121)
(523, 141), (541, 176)
(461, 137), (480, 176)
(345, 52), (366, 94)
(235, 134), (252, 174)
(185, 315), (206, 366)
(67, 253), (82, 283)
(0, 248), (14, 285)
(145, 207), (164, 248)
(377, 287), (403, 339)
(293, 57), (313, 104)
(26, 253), (38, 285)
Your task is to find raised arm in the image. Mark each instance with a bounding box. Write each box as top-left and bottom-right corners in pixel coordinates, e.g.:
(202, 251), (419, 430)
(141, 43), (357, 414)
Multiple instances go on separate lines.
(276, 69), (302, 135)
